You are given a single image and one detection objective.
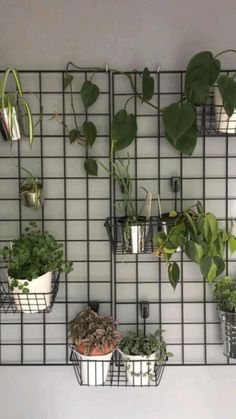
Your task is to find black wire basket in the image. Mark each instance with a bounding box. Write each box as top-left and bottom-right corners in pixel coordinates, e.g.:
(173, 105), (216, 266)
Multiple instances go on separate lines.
(0, 272), (60, 314)
(70, 347), (166, 387)
(196, 96), (236, 136)
(104, 216), (159, 255)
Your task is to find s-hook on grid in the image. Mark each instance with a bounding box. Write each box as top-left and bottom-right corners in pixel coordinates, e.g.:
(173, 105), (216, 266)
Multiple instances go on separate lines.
(0, 68), (235, 366)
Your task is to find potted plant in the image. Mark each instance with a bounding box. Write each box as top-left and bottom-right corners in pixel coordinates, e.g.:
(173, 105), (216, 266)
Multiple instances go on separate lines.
(102, 156), (153, 254)
(118, 330), (169, 386)
(154, 201), (236, 289)
(0, 68), (34, 147)
(20, 167), (43, 211)
(214, 276), (236, 358)
(69, 306), (123, 385)
(0, 222), (73, 313)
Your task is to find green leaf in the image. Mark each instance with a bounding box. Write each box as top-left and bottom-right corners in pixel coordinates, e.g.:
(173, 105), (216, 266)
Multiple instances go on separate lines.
(229, 236), (236, 255)
(163, 103), (195, 142)
(203, 213), (218, 243)
(185, 51), (221, 105)
(64, 74), (73, 90)
(142, 67), (154, 101)
(69, 129), (81, 144)
(81, 80), (99, 109)
(217, 75), (236, 117)
(200, 255), (225, 282)
(185, 240), (203, 263)
(163, 241), (177, 254)
(168, 262), (180, 289)
(165, 124), (197, 156)
(83, 121), (97, 147)
(84, 158), (98, 176)
(112, 110), (137, 151)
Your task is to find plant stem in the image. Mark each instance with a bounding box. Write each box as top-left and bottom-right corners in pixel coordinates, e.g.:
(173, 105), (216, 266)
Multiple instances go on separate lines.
(214, 49), (236, 59)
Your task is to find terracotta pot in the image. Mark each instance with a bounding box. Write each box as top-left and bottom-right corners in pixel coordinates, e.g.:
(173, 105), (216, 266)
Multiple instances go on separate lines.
(75, 342), (113, 356)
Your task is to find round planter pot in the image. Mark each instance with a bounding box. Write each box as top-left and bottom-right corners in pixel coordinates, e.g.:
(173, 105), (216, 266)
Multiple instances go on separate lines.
(8, 271), (52, 313)
(20, 182), (43, 210)
(117, 217), (151, 254)
(219, 310), (236, 358)
(214, 88), (236, 134)
(73, 347), (114, 385)
(0, 104), (25, 142)
(120, 350), (157, 386)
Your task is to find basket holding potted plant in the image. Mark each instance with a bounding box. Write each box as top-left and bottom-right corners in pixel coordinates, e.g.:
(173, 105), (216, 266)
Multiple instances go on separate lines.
(0, 222), (73, 313)
(102, 155), (153, 254)
(19, 167), (43, 211)
(69, 306), (123, 385)
(118, 330), (169, 386)
(214, 276), (236, 358)
(0, 68), (34, 147)
(154, 201), (236, 289)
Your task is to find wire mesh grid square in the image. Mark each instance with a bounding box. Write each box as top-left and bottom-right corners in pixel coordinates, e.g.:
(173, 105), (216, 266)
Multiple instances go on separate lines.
(70, 347), (166, 387)
(0, 272), (60, 314)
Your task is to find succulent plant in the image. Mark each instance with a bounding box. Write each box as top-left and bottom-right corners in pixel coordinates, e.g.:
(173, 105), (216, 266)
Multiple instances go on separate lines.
(68, 306), (123, 355)
(214, 276), (236, 313)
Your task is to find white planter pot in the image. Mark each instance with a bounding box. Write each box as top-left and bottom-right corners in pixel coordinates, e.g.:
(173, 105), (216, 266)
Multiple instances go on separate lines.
(214, 88), (236, 133)
(73, 348), (113, 385)
(8, 271), (52, 313)
(120, 351), (157, 386)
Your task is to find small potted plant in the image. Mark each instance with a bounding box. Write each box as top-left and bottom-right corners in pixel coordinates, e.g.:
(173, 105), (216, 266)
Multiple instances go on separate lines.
(0, 222), (73, 313)
(214, 276), (236, 358)
(154, 201), (236, 289)
(0, 68), (34, 147)
(20, 167), (43, 211)
(69, 306), (123, 385)
(102, 155), (153, 254)
(118, 330), (169, 386)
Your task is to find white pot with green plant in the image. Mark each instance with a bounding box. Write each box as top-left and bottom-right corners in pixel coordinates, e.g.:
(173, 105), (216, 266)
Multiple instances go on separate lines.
(69, 306), (123, 385)
(118, 330), (169, 386)
(101, 155), (153, 254)
(19, 167), (43, 211)
(0, 222), (73, 313)
(214, 276), (236, 358)
(0, 68), (34, 146)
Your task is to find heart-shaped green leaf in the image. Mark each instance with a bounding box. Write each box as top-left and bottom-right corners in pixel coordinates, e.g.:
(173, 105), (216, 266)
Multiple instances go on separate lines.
(64, 74), (74, 90)
(200, 255), (225, 282)
(185, 240), (203, 263)
(81, 81), (99, 109)
(142, 67), (154, 101)
(165, 124), (197, 156)
(84, 158), (98, 176)
(168, 262), (180, 289)
(229, 236), (236, 255)
(83, 121), (97, 148)
(69, 129), (81, 144)
(185, 51), (221, 105)
(112, 109), (137, 151)
(163, 103), (195, 142)
(217, 75), (236, 117)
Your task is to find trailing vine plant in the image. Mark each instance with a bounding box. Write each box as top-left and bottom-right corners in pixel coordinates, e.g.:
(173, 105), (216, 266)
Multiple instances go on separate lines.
(58, 50), (236, 175)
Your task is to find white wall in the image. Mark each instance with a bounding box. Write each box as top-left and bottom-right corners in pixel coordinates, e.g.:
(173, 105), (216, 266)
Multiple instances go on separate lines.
(0, 1), (236, 418)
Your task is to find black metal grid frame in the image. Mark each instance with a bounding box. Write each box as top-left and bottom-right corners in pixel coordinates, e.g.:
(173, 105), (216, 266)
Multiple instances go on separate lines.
(0, 68), (235, 367)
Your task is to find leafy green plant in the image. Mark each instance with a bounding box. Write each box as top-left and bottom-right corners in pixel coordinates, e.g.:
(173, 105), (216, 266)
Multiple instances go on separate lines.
(154, 201), (236, 289)
(19, 167), (43, 211)
(68, 306), (123, 355)
(214, 276), (236, 313)
(163, 49), (236, 156)
(0, 222), (73, 293)
(119, 330), (169, 363)
(0, 68), (34, 147)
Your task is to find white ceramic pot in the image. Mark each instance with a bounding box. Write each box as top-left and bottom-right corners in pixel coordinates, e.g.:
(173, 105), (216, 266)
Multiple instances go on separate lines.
(73, 348), (113, 385)
(121, 351), (157, 386)
(214, 88), (236, 133)
(8, 271), (52, 313)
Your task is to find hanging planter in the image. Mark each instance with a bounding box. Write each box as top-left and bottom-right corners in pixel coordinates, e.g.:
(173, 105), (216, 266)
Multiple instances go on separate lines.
(68, 306), (122, 386)
(0, 222), (73, 313)
(214, 277), (236, 358)
(214, 87), (236, 134)
(0, 68), (34, 147)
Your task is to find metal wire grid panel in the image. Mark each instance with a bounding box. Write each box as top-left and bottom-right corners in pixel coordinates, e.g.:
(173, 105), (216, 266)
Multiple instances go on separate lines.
(0, 69), (235, 367)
